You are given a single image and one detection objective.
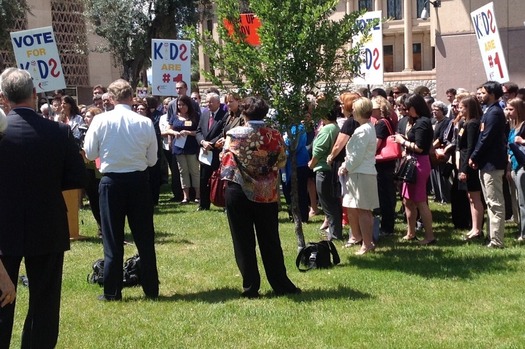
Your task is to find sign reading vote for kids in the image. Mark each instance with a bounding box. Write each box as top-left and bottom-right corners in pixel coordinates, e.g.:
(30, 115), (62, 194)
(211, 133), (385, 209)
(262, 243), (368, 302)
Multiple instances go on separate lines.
(151, 39), (191, 96)
(10, 26), (66, 93)
(470, 2), (509, 83)
(353, 11), (383, 86)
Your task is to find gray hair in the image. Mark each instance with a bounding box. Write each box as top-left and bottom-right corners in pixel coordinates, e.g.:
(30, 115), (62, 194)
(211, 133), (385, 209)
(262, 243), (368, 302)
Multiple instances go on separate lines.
(206, 92), (220, 102)
(0, 68), (34, 104)
(40, 103), (50, 113)
(432, 100), (448, 115)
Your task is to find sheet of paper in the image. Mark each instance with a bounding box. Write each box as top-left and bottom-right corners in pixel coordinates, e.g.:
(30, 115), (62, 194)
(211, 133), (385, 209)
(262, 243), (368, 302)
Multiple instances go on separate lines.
(199, 148), (213, 166)
(174, 135), (187, 148)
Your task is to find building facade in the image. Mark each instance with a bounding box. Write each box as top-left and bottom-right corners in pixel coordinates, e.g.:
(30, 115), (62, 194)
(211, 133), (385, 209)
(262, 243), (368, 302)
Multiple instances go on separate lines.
(0, 0), (120, 105)
(435, 0), (525, 99)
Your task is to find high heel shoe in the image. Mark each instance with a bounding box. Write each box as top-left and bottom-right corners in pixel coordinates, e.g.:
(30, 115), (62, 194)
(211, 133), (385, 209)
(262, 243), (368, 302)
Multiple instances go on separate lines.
(402, 235), (418, 241)
(343, 238), (362, 248)
(418, 239), (437, 245)
(355, 245), (375, 255)
(464, 232), (484, 241)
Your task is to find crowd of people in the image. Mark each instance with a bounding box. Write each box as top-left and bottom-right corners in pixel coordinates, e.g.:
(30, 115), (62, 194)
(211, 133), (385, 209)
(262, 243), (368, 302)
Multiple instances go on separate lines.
(2, 66), (525, 347)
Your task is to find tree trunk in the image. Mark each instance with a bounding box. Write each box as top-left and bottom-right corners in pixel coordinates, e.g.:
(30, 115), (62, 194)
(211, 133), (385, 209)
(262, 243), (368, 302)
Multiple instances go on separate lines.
(288, 128), (306, 250)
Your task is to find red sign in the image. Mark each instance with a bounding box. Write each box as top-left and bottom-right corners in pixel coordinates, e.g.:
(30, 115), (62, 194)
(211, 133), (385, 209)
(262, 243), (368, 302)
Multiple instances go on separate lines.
(223, 13), (261, 46)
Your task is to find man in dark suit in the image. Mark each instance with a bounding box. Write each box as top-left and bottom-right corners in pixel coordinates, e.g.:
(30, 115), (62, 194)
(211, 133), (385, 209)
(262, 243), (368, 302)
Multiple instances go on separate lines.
(196, 92), (226, 210)
(469, 81), (507, 248)
(0, 68), (86, 348)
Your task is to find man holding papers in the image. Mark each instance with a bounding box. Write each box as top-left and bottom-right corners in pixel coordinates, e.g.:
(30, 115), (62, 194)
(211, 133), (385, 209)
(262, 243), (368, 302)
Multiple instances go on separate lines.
(196, 92), (226, 211)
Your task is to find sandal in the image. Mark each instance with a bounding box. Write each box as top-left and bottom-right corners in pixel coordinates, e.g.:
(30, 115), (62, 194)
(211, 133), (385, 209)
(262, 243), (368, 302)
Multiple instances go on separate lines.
(402, 235), (418, 241)
(343, 239), (362, 248)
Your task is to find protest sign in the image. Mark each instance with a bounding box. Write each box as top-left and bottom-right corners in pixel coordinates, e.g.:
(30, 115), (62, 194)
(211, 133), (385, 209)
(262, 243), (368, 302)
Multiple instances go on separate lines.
(10, 26), (66, 93)
(353, 11), (383, 86)
(223, 13), (262, 46)
(151, 39), (191, 96)
(470, 2), (509, 83)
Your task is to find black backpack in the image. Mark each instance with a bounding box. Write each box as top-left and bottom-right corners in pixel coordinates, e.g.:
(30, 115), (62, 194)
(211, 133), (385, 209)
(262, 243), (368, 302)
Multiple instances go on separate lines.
(87, 258), (104, 286)
(122, 254), (141, 287)
(87, 255), (141, 287)
(296, 240), (340, 272)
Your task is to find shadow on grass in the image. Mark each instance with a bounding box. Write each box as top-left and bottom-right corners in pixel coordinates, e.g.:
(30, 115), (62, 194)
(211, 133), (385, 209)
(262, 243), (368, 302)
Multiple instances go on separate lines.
(73, 231), (193, 246)
(344, 245), (521, 280)
(122, 286), (372, 303)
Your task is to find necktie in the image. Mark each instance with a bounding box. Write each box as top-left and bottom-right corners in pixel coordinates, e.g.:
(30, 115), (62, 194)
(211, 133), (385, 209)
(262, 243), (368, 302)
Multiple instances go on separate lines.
(208, 111), (214, 129)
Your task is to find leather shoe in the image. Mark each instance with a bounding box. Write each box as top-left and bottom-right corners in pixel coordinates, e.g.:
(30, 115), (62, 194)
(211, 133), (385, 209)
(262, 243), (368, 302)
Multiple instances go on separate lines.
(98, 295), (122, 302)
(241, 291), (260, 299)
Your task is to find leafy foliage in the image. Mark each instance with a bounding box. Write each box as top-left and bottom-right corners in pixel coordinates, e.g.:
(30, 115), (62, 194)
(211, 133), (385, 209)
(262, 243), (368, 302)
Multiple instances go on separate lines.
(83, 0), (206, 88)
(195, 0), (373, 123)
(192, 0), (377, 246)
(0, 0), (29, 46)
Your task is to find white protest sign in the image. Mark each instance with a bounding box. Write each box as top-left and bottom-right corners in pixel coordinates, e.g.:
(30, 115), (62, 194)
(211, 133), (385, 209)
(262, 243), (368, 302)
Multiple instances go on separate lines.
(10, 26), (66, 93)
(470, 2), (509, 83)
(151, 39), (191, 96)
(354, 11), (383, 85)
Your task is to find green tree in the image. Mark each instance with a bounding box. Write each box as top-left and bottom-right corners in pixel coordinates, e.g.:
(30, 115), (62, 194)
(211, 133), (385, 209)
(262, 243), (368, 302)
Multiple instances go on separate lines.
(83, 0), (206, 89)
(0, 0), (29, 68)
(0, 0), (28, 40)
(194, 0), (376, 248)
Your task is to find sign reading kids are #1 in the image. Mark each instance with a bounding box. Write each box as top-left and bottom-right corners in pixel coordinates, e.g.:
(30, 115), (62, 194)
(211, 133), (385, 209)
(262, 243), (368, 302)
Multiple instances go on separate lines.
(470, 2), (509, 83)
(10, 26), (66, 93)
(151, 39), (191, 96)
(353, 11), (383, 85)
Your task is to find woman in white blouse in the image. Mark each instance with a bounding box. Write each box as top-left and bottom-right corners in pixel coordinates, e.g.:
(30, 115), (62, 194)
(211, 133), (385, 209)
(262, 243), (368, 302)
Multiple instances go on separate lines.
(338, 97), (379, 255)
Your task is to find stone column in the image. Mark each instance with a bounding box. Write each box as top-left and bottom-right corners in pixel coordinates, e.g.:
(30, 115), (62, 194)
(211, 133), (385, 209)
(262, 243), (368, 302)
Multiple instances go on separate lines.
(374, 0), (381, 12)
(403, 0), (414, 72)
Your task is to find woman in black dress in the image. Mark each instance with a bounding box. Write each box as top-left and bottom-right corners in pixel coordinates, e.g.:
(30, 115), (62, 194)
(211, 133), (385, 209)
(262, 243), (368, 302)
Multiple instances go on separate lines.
(457, 96), (484, 240)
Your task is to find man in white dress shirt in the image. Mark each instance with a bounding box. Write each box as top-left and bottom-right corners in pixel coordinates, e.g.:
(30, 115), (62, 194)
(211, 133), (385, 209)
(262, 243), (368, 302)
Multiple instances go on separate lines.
(84, 79), (159, 301)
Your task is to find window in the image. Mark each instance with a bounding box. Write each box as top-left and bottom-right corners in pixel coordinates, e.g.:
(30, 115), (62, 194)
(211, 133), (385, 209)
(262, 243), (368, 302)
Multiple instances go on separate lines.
(358, 0), (372, 11)
(387, 0), (402, 20)
(383, 45), (394, 72)
(413, 43), (422, 71)
(416, 0), (427, 19)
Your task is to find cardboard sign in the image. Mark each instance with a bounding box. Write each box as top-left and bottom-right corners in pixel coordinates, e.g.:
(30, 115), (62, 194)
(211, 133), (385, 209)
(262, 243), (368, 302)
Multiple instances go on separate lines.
(151, 39), (191, 96)
(223, 13), (261, 46)
(353, 11), (383, 85)
(470, 2), (509, 83)
(10, 26), (66, 93)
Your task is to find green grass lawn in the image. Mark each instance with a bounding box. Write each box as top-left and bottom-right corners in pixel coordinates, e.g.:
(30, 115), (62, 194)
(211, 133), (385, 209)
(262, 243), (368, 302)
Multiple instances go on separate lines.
(9, 187), (525, 348)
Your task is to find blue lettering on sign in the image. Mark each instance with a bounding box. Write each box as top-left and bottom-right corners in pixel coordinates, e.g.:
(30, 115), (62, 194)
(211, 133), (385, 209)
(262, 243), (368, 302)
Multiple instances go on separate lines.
(153, 42), (163, 59)
(153, 42), (189, 61)
(20, 60), (52, 79)
(472, 10), (495, 40)
(170, 43), (179, 60)
(13, 32), (54, 48)
(356, 18), (380, 31)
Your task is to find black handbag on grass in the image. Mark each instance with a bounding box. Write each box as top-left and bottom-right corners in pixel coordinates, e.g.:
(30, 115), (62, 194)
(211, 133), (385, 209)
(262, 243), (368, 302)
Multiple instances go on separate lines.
(296, 240), (340, 272)
(394, 155), (417, 183)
